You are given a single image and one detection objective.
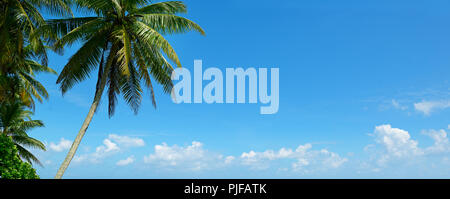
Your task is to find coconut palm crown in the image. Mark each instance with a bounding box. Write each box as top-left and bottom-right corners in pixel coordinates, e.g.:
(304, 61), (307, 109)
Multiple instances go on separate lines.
(42, 0), (205, 114)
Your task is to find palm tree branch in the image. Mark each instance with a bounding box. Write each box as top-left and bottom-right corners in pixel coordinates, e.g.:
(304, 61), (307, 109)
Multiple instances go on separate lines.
(140, 13), (205, 35)
(56, 28), (110, 94)
(15, 143), (43, 166)
(11, 135), (46, 150)
(130, 1), (186, 15)
(131, 20), (181, 67)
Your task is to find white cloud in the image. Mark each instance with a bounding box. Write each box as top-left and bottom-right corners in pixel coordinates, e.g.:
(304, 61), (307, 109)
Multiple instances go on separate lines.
(116, 156), (135, 166)
(240, 147), (295, 169)
(74, 139), (120, 164)
(143, 141), (228, 171)
(96, 139), (120, 153)
(414, 100), (450, 115)
(422, 129), (450, 154)
(365, 124), (450, 169)
(49, 138), (72, 152)
(224, 156), (235, 164)
(240, 143), (347, 172)
(320, 149), (349, 168)
(372, 124), (423, 162)
(73, 134), (144, 164)
(108, 134), (145, 147)
(142, 141), (347, 173)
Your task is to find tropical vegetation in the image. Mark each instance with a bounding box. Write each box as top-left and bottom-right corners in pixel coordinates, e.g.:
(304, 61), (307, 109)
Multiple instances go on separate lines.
(0, 0), (204, 179)
(0, 101), (46, 166)
(0, 0), (72, 179)
(0, 134), (39, 179)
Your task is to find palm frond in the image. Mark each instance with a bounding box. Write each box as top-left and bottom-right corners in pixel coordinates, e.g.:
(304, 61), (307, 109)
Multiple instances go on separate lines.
(134, 40), (173, 93)
(18, 72), (48, 101)
(119, 62), (142, 114)
(132, 40), (156, 107)
(27, 0), (73, 17)
(131, 20), (181, 67)
(130, 1), (186, 15)
(54, 18), (108, 50)
(25, 60), (57, 74)
(34, 17), (99, 42)
(141, 13), (205, 35)
(116, 26), (133, 77)
(56, 30), (109, 94)
(15, 143), (43, 166)
(11, 135), (46, 151)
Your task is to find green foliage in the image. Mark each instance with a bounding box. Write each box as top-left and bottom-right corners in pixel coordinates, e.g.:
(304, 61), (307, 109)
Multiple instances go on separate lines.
(0, 0), (72, 178)
(0, 134), (39, 179)
(0, 101), (46, 166)
(0, 0), (71, 108)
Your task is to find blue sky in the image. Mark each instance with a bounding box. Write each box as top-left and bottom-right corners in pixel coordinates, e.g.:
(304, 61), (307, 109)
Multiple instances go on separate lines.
(28, 0), (450, 178)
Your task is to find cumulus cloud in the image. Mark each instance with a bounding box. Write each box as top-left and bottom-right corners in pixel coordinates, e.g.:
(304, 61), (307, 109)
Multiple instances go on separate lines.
(49, 138), (72, 152)
(240, 144), (347, 172)
(96, 139), (120, 153)
(73, 134), (144, 164)
(141, 141), (347, 173)
(366, 124), (450, 168)
(372, 125), (423, 163)
(74, 139), (119, 164)
(414, 100), (450, 115)
(143, 141), (227, 171)
(240, 147), (295, 169)
(116, 156), (135, 166)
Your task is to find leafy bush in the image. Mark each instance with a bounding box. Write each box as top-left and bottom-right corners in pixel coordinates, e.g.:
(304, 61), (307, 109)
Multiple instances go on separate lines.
(0, 134), (39, 179)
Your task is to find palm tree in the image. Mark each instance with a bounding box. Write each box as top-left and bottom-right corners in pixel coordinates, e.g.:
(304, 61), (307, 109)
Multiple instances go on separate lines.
(0, 101), (46, 166)
(46, 0), (205, 178)
(0, 47), (57, 109)
(0, 0), (72, 107)
(0, 0), (72, 61)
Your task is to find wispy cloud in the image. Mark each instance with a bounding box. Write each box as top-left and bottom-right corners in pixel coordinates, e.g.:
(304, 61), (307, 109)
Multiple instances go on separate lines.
(116, 156), (135, 166)
(391, 99), (408, 110)
(108, 134), (145, 147)
(414, 100), (450, 115)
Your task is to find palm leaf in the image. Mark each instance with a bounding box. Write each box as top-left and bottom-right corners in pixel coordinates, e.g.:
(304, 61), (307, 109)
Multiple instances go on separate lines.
(56, 29), (109, 94)
(11, 135), (46, 150)
(15, 143), (43, 166)
(131, 1), (186, 15)
(141, 13), (205, 35)
(131, 20), (181, 67)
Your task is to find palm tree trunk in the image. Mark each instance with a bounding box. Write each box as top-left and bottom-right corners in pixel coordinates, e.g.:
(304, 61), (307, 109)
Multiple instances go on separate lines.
(54, 92), (103, 179)
(55, 44), (116, 179)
